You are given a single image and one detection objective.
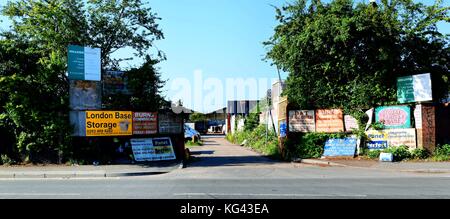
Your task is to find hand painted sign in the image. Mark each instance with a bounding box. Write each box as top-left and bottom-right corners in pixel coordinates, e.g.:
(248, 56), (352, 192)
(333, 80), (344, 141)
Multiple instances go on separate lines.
(365, 128), (417, 150)
(322, 138), (357, 157)
(68, 45), (101, 81)
(375, 106), (411, 129)
(85, 111), (132, 136)
(288, 110), (315, 132)
(344, 115), (359, 132)
(315, 109), (344, 133)
(397, 73), (432, 103)
(132, 112), (158, 135)
(130, 138), (176, 162)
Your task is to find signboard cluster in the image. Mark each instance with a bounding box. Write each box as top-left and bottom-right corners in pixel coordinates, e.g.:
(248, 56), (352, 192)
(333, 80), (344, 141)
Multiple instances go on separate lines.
(71, 111), (182, 137)
(288, 109), (345, 133)
(365, 105), (417, 150)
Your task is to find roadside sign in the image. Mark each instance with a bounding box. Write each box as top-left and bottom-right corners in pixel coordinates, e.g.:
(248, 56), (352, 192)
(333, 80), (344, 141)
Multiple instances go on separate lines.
(130, 138), (176, 161)
(85, 111), (132, 136)
(288, 110), (315, 132)
(315, 109), (344, 133)
(366, 128), (417, 150)
(69, 80), (102, 110)
(103, 70), (130, 95)
(159, 113), (183, 134)
(133, 112), (158, 135)
(323, 138), (357, 157)
(397, 73), (432, 103)
(279, 120), (287, 137)
(375, 106), (411, 129)
(68, 45), (101, 81)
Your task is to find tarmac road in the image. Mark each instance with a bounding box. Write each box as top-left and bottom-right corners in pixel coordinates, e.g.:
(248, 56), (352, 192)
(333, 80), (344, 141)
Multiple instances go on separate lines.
(1, 136), (450, 199)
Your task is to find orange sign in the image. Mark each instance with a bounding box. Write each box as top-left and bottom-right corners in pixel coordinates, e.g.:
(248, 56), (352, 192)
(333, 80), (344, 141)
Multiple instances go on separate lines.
(315, 109), (344, 133)
(86, 111), (132, 136)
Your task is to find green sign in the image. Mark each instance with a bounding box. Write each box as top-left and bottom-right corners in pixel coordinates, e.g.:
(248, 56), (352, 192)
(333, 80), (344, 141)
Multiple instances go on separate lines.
(397, 73), (432, 103)
(397, 76), (415, 103)
(68, 45), (101, 81)
(375, 106), (411, 129)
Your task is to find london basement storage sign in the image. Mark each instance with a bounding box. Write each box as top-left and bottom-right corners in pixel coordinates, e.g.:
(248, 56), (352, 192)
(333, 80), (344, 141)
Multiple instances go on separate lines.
(85, 111), (132, 136)
(68, 45), (101, 81)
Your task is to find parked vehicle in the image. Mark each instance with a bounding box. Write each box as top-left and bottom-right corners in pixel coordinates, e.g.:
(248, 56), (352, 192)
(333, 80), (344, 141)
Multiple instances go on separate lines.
(184, 124), (201, 141)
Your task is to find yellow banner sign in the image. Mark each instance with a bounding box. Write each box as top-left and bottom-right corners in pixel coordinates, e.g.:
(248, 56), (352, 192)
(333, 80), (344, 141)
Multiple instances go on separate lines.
(86, 111), (132, 136)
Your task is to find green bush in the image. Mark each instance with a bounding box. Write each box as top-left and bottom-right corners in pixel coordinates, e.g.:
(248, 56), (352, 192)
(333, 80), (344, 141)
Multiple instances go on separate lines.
(433, 144), (450, 161)
(383, 146), (411, 161)
(410, 148), (430, 160)
(367, 150), (381, 159)
(1, 154), (14, 165)
(226, 125), (280, 158)
(244, 113), (260, 132)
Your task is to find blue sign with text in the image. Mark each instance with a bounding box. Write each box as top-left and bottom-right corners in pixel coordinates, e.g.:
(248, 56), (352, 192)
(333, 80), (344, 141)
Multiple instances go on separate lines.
(280, 121), (287, 138)
(323, 138), (357, 157)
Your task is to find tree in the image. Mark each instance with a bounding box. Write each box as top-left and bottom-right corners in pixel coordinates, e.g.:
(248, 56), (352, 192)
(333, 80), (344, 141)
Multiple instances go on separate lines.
(0, 0), (165, 163)
(189, 113), (207, 123)
(265, 0), (450, 127)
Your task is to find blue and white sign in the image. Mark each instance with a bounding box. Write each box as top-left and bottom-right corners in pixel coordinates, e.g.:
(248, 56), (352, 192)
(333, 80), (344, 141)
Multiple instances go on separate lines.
(323, 138), (357, 157)
(279, 121), (287, 138)
(130, 137), (176, 162)
(379, 153), (394, 162)
(68, 45), (101, 81)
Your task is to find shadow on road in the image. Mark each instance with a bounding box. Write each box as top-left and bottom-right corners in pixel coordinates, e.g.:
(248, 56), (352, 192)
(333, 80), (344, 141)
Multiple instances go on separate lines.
(187, 155), (279, 167)
(190, 150), (215, 155)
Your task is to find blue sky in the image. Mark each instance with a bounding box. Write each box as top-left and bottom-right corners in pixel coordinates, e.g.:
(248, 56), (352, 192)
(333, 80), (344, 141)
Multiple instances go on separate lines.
(1, 0), (449, 113)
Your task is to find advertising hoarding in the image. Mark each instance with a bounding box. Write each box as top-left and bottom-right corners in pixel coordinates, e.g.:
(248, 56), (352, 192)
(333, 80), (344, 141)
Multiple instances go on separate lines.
(315, 109), (344, 133)
(344, 115), (359, 132)
(288, 110), (315, 132)
(279, 120), (287, 137)
(132, 112), (158, 135)
(159, 113), (183, 134)
(322, 138), (357, 157)
(130, 138), (176, 161)
(69, 80), (102, 110)
(375, 106), (411, 129)
(103, 70), (130, 95)
(85, 111), (132, 136)
(397, 73), (432, 103)
(365, 128), (417, 150)
(366, 130), (388, 150)
(68, 45), (101, 81)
